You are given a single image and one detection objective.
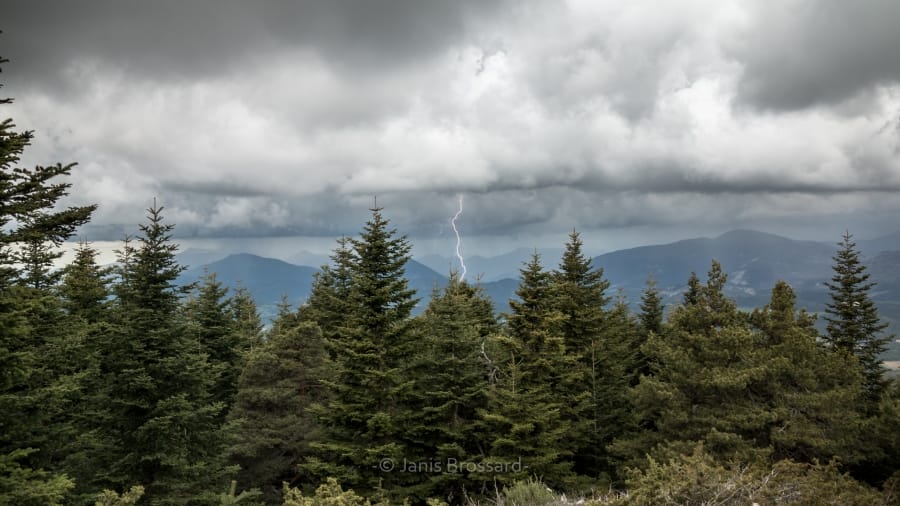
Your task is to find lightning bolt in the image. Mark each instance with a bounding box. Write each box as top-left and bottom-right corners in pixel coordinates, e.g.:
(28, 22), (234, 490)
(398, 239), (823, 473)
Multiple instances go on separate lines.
(450, 195), (467, 281)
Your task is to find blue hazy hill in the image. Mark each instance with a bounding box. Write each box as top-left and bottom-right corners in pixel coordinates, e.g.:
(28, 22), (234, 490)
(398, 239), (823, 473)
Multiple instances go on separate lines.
(175, 231), (900, 361)
(178, 253), (449, 320)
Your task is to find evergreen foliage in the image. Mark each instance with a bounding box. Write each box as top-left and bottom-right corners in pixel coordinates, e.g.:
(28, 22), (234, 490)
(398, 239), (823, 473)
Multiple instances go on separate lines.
(59, 241), (111, 323)
(824, 232), (892, 402)
(306, 207), (419, 499)
(0, 53), (94, 505)
(619, 445), (885, 506)
(748, 281), (865, 465)
(637, 276), (663, 338)
(403, 274), (497, 501)
(94, 485), (145, 506)
(185, 272), (256, 413)
(298, 237), (355, 347)
(482, 252), (574, 489)
(81, 203), (230, 504)
(617, 261), (770, 466)
(549, 232), (631, 482)
(228, 319), (327, 503)
(229, 285), (264, 350)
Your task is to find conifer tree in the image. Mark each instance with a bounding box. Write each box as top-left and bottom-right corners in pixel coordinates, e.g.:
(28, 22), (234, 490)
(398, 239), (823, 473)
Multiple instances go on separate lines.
(683, 271), (701, 306)
(0, 54), (94, 504)
(553, 231), (610, 353)
(749, 281), (864, 465)
(52, 242), (114, 504)
(616, 261), (767, 467)
(228, 319), (327, 503)
(638, 276), (664, 338)
(402, 274), (497, 501)
(549, 232), (629, 481)
(84, 203), (229, 504)
(17, 237), (64, 290)
(307, 207), (419, 498)
(620, 265), (871, 477)
(185, 272), (255, 413)
(823, 232), (892, 402)
(633, 276), (664, 380)
(482, 253), (574, 489)
(229, 285), (263, 351)
(298, 237), (355, 347)
(59, 241), (111, 323)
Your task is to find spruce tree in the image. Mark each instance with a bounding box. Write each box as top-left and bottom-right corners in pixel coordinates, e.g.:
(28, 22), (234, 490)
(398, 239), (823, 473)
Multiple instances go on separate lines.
(229, 285), (263, 351)
(402, 274), (497, 501)
(550, 231), (629, 481)
(227, 319), (327, 503)
(482, 253), (574, 489)
(749, 281), (864, 465)
(54, 242), (114, 504)
(0, 53), (94, 504)
(615, 261), (768, 467)
(185, 272), (255, 413)
(307, 207), (418, 498)
(84, 203), (229, 504)
(298, 237), (355, 347)
(638, 276), (664, 338)
(633, 276), (665, 380)
(58, 241), (111, 323)
(619, 265), (870, 476)
(823, 232), (892, 402)
(553, 231), (610, 353)
(683, 271), (701, 306)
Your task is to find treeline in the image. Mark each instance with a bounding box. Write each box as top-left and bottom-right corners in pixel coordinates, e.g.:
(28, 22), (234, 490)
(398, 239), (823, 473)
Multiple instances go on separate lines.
(3, 59), (900, 505)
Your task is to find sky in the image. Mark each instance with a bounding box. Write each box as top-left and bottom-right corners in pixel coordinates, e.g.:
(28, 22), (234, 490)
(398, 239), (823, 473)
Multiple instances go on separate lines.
(3, 0), (900, 260)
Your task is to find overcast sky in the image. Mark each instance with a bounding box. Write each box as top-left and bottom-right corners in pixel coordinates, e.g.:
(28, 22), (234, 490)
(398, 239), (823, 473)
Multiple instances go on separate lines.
(4, 0), (900, 258)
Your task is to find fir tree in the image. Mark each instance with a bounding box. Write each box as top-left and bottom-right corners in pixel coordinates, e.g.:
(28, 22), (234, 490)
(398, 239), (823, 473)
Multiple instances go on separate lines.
(0, 53), (94, 504)
(683, 271), (701, 306)
(549, 232), (628, 481)
(227, 319), (327, 503)
(482, 253), (574, 489)
(619, 267), (870, 476)
(823, 232), (892, 402)
(185, 272), (255, 413)
(553, 231), (610, 353)
(633, 276), (665, 381)
(402, 274), (497, 501)
(638, 276), (664, 338)
(229, 284), (263, 351)
(615, 261), (767, 467)
(307, 207), (419, 498)
(749, 281), (865, 466)
(58, 241), (111, 323)
(84, 202), (229, 504)
(17, 236), (63, 290)
(298, 237), (355, 348)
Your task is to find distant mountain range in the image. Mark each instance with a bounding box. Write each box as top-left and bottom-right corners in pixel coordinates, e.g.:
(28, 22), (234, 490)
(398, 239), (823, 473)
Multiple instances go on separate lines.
(177, 229), (900, 360)
(177, 254), (447, 320)
(417, 247), (564, 282)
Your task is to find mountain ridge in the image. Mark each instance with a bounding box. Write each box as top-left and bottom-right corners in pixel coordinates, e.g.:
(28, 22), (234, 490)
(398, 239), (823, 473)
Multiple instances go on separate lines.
(176, 230), (900, 360)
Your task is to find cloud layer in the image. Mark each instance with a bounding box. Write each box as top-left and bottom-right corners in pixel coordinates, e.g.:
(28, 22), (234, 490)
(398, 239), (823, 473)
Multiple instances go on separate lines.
(3, 0), (900, 245)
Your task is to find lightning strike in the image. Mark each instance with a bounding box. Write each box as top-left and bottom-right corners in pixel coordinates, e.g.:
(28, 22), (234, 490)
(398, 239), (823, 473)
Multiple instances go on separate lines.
(450, 195), (467, 281)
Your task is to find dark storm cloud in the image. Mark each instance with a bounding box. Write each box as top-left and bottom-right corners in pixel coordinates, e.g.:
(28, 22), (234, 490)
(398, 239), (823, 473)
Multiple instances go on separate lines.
(731, 0), (900, 111)
(3, 1), (900, 244)
(2, 0), (506, 84)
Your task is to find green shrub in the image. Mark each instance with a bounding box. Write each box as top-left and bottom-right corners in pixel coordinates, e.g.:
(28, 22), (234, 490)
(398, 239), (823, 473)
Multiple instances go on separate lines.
(618, 445), (885, 506)
(94, 485), (144, 506)
(282, 477), (389, 506)
(499, 478), (559, 506)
